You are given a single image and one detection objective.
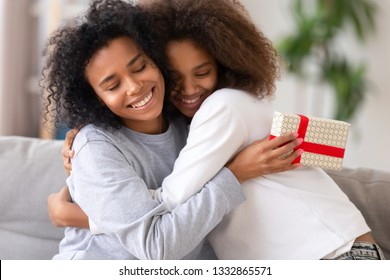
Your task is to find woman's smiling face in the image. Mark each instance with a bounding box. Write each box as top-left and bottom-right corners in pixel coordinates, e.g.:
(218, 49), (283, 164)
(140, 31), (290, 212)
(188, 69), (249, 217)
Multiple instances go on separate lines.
(165, 39), (218, 118)
(85, 36), (165, 133)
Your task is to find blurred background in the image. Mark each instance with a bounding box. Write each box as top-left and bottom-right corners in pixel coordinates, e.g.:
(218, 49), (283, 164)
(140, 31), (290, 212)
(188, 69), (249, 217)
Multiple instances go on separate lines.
(0, 0), (388, 170)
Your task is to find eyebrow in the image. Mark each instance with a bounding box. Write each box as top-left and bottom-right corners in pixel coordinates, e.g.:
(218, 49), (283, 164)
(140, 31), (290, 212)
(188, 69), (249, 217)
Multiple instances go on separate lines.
(98, 53), (143, 87)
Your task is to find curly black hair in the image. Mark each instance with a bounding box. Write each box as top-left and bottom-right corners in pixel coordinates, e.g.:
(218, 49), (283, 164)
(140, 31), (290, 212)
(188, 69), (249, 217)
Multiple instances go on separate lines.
(141, 0), (279, 99)
(41, 0), (173, 130)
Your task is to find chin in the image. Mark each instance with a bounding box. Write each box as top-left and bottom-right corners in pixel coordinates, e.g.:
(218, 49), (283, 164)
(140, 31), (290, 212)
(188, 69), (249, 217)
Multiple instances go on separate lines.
(178, 109), (195, 118)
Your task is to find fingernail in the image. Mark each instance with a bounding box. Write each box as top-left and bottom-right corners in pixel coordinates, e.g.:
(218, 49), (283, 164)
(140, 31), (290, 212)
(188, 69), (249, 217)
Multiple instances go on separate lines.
(297, 138), (304, 144)
(293, 132), (299, 137)
(298, 149), (304, 155)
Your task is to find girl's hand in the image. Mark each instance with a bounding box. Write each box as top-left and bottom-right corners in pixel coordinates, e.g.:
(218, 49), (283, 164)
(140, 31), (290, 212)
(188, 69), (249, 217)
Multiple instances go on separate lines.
(62, 128), (80, 176)
(226, 133), (303, 183)
(47, 186), (89, 228)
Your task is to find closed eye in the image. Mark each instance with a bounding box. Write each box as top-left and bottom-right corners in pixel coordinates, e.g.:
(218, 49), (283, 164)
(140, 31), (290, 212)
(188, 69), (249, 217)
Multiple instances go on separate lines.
(134, 61), (147, 73)
(196, 71), (210, 77)
(107, 83), (120, 91)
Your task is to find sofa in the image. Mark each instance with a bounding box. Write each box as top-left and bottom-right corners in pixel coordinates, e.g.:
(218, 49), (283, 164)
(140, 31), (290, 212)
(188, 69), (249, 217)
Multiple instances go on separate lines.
(0, 136), (389, 260)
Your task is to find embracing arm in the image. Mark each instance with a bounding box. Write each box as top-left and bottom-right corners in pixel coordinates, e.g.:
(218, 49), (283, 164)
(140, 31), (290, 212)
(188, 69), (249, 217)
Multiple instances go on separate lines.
(70, 134), (244, 260)
(226, 134), (302, 183)
(50, 132), (301, 230)
(48, 186), (89, 228)
(160, 89), (301, 209)
(53, 91), (300, 229)
(47, 128), (87, 228)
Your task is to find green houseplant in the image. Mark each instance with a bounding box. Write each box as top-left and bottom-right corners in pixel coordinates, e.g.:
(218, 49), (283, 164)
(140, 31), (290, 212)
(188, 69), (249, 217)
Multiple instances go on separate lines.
(277, 0), (377, 121)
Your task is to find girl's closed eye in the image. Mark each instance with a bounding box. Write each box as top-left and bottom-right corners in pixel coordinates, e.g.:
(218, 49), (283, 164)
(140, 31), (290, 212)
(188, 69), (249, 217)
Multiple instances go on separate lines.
(107, 83), (120, 92)
(134, 64), (146, 73)
(133, 60), (148, 73)
(196, 70), (210, 77)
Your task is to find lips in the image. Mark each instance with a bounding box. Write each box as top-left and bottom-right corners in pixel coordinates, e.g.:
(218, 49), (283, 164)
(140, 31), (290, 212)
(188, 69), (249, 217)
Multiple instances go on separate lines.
(179, 95), (202, 104)
(128, 88), (155, 109)
(173, 92), (209, 110)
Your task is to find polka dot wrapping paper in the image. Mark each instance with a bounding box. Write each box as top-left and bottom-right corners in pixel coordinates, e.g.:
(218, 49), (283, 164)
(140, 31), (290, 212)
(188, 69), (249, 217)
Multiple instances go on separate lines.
(270, 111), (351, 170)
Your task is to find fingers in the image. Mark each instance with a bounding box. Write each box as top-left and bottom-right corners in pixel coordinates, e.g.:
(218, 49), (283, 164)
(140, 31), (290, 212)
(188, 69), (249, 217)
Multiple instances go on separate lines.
(65, 128), (79, 148)
(275, 139), (302, 157)
(254, 132), (296, 153)
(234, 133), (305, 179)
(279, 148), (302, 164)
(267, 132), (305, 159)
(64, 161), (72, 172)
(62, 147), (75, 159)
(62, 149), (73, 175)
(268, 132), (298, 147)
(64, 128), (80, 153)
(62, 129), (78, 175)
(62, 129), (76, 163)
(265, 133), (304, 173)
(245, 133), (301, 162)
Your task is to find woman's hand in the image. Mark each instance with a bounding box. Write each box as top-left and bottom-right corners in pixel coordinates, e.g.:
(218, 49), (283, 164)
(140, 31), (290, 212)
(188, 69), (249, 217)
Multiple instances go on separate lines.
(226, 133), (303, 183)
(62, 128), (80, 176)
(47, 186), (89, 228)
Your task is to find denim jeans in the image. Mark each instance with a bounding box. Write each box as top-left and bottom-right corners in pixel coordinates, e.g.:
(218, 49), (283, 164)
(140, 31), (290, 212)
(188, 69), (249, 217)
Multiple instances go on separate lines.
(334, 242), (386, 260)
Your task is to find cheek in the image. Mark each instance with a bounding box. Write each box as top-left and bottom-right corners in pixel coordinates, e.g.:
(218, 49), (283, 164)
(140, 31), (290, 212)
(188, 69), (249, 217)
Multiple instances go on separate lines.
(93, 91), (107, 106)
(158, 74), (165, 91)
(204, 75), (218, 92)
(149, 66), (165, 90)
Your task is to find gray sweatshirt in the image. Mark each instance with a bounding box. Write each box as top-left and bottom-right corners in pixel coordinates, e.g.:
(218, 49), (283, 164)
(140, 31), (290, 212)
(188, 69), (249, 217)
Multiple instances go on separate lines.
(53, 117), (245, 260)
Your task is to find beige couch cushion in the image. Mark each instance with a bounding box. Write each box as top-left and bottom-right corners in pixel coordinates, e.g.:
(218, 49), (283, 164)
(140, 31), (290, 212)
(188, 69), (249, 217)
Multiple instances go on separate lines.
(327, 167), (390, 259)
(0, 136), (66, 259)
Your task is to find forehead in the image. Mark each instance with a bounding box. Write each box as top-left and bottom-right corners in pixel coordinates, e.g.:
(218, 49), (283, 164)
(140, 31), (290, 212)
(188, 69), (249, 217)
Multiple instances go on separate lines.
(85, 36), (140, 81)
(165, 39), (214, 68)
(89, 36), (139, 67)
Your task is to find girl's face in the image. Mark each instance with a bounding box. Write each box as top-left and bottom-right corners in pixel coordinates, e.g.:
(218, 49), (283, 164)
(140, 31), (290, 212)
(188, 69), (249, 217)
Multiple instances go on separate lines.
(85, 36), (165, 133)
(165, 39), (218, 118)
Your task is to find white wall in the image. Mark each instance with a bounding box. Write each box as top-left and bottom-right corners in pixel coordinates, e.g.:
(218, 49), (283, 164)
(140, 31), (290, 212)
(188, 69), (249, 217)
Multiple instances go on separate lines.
(0, 0), (36, 136)
(0, 0), (90, 138)
(241, 0), (390, 171)
(0, 0), (6, 133)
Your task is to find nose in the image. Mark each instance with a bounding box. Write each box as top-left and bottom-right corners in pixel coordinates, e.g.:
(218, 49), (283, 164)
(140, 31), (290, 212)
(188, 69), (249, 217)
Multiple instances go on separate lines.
(180, 77), (197, 96)
(125, 77), (143, 96)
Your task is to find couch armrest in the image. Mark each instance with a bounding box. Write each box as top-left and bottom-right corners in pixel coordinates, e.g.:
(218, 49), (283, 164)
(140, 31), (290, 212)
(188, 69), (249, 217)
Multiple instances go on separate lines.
(0, 136), (67, 259)
(327, 167), (390, 260)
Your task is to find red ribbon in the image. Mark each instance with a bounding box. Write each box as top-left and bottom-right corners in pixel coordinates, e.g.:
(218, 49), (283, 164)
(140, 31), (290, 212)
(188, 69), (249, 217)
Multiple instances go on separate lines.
(270, 114), (345, 164)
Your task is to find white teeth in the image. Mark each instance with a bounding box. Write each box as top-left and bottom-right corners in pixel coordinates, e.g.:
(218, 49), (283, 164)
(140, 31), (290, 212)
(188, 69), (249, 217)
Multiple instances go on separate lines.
(180, 96), (201, 104)
(131, 91), (153, 108)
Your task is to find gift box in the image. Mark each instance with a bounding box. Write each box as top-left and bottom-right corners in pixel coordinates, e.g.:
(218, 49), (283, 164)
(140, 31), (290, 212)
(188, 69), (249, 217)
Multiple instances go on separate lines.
(269, 111), (351, 170)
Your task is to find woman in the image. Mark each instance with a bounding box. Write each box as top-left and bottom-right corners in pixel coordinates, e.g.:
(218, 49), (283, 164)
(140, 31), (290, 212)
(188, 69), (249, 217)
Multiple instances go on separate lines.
(143, 0), (381, 260)
(52, 0), (384, 259)
(43, 0), (266, 260)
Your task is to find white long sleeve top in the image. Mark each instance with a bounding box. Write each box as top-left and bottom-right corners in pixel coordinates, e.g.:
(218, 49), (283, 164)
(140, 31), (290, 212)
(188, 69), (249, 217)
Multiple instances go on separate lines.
(159, 88), (370, 259)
